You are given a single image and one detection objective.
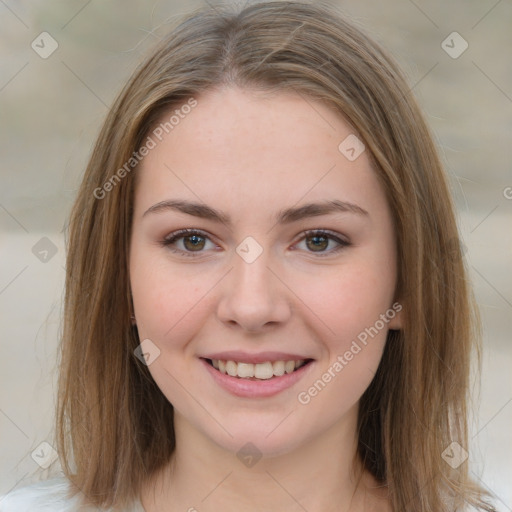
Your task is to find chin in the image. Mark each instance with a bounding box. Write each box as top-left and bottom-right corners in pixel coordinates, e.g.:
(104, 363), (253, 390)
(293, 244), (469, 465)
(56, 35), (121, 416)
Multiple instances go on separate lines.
(200, 413), (314, 460)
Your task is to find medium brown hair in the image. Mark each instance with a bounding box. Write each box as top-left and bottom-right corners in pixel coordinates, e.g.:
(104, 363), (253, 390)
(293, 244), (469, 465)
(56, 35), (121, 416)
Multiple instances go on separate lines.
(56, 2), (495, 510)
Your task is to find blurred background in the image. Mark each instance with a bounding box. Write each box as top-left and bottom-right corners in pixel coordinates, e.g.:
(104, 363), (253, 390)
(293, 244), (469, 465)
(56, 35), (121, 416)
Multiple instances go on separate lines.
(0, 0), (511, 507)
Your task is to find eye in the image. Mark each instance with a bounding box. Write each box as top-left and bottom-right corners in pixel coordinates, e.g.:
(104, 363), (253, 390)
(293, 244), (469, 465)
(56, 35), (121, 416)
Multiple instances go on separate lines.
(161, 229), (218, 257)
(294, 230), (350, 256)
(161, 228), (350, 258)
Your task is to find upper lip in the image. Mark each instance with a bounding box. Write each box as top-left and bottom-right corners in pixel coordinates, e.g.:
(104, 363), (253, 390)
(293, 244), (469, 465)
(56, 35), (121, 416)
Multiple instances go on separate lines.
(201, 351), (313, 364)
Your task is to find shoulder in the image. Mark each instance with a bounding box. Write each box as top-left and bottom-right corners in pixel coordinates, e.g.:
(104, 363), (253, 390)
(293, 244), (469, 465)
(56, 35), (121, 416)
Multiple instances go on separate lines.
(0, 477), (87, 512)
(0, 476), (145, 512)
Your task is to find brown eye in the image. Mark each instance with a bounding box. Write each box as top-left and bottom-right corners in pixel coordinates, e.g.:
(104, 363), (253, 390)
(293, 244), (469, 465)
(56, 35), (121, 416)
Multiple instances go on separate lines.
(183, 234), (206, 251)
(295, 230), (350, 256)
(305, 234), (329, 252)
(162, 229), (216, 257)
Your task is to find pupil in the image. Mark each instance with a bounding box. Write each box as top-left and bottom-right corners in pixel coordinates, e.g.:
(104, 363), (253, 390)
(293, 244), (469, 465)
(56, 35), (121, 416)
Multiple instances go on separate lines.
(184, 235), (205, 251)
(307, 235), (328, 251)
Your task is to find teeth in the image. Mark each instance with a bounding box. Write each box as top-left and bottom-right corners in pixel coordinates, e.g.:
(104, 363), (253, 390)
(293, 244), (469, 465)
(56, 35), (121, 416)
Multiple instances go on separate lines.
(211, 359), (307, 379)
(272, 360), (285, 376)
(225, 360), (238, 377)
(237, 362), (255, 378)
(254, 362), (273, 379)
(285, 360), (295, 374)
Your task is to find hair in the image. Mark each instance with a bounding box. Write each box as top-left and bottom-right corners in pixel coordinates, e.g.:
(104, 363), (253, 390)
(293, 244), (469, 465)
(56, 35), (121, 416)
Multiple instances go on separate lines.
(56, 1), (495, 510)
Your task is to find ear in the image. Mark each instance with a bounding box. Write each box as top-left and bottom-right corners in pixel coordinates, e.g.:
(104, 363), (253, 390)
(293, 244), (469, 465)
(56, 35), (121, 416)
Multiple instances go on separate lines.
(387, 300), (403, 330)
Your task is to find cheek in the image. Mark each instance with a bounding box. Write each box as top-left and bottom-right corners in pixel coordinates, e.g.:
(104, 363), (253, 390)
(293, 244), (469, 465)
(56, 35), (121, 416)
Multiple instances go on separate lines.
(298, 260), (396, 348)
(130, 249), (216, 343)
(296, 263), (392, 412)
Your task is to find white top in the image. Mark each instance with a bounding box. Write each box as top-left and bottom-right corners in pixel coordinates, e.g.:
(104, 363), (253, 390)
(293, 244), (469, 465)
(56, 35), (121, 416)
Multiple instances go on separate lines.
(1, 476), (490, 511)
(0, 477), (145, 511)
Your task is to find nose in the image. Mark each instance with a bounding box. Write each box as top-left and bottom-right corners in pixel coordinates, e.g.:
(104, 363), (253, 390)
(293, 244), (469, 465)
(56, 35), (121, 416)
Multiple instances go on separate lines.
(216, 248), (292, 333)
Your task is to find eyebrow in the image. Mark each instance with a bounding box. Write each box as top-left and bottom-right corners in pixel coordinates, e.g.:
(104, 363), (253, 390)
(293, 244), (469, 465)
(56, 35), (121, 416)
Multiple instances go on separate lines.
(142, 199), (369, 225)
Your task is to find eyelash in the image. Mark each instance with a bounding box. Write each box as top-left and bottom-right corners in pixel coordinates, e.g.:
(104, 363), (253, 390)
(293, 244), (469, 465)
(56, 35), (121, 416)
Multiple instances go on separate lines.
(160, 228), (350, 258)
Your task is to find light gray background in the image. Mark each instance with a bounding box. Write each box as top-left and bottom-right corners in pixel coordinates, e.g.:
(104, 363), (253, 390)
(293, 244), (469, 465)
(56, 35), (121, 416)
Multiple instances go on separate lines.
(1, 0), (511, 508)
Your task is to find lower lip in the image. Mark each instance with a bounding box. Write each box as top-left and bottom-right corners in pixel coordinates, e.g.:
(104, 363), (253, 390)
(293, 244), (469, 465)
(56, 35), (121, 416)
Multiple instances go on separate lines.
(201, 359), (314, 398)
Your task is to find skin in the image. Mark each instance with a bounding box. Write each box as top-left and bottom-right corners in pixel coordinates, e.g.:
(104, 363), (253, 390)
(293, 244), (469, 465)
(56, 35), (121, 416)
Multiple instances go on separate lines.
(130, 86), (402, 511)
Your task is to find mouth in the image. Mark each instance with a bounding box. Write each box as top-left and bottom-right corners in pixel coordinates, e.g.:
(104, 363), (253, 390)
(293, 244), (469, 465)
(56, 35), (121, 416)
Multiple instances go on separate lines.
(200, 355), (314, 398)
(199, 349), (316, 398)
(203, 358), (313, 380)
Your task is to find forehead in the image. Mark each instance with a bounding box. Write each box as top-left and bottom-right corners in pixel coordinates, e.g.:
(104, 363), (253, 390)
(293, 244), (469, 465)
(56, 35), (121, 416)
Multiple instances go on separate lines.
(153, 87), (351, 166)
(134, 86), (387, 220)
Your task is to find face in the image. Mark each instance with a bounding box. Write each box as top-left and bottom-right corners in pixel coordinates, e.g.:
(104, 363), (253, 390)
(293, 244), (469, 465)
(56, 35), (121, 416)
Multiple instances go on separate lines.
(129, 86), (402, 457)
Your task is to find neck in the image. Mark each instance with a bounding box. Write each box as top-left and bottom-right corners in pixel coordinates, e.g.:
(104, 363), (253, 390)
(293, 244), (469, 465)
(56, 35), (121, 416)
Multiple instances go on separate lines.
(141, 407), (389, 512)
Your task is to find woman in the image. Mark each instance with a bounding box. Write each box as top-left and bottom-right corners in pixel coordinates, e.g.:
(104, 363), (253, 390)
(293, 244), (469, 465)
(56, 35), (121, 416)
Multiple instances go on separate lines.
(1, 1), (496, 510)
